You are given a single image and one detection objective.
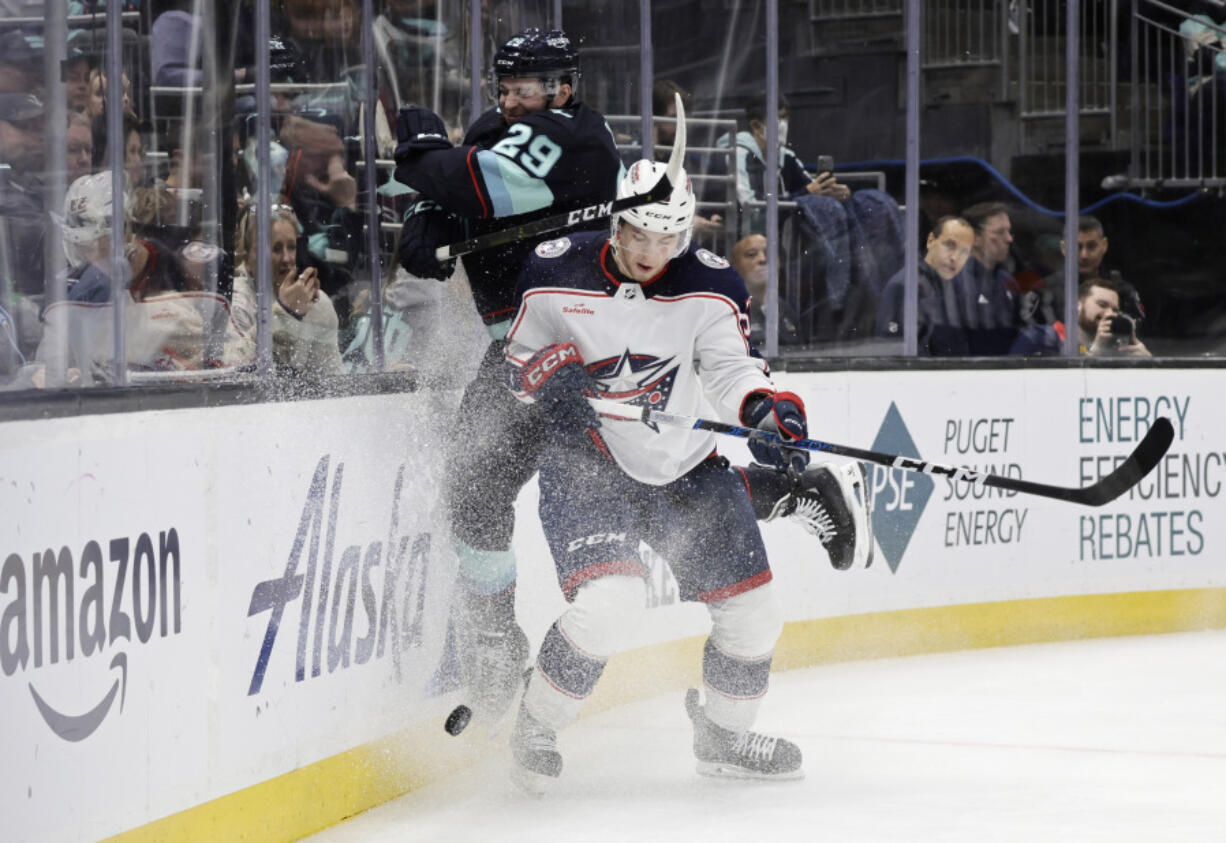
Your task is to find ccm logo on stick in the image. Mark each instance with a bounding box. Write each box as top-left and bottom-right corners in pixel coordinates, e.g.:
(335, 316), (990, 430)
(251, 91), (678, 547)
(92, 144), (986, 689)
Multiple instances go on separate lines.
(566, 202), (613, 225)
(523, 343), (581, 391)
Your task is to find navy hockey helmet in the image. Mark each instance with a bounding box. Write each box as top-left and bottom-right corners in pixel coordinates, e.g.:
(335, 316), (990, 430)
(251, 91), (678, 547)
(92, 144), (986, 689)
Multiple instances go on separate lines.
(490, 28), (579, 97)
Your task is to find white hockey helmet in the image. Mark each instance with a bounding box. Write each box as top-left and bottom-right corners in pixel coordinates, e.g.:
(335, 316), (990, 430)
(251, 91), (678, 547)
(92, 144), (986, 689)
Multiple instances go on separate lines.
(610, 159), (695, 259)
(57, 172), (119, 268)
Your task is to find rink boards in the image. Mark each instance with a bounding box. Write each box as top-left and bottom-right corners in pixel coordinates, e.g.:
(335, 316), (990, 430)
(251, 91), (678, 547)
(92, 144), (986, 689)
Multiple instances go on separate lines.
(2, 368), (1224, 841)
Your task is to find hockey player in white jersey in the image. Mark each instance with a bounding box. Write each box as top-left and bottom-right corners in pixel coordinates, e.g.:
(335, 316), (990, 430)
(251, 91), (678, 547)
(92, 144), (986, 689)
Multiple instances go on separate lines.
(503, 159), (846, 792)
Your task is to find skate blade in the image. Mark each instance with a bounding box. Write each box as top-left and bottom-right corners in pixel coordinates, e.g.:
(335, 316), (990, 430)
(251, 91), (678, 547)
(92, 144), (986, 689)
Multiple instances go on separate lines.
(695, 760), (805, 782)
(510, 763), (558, 797)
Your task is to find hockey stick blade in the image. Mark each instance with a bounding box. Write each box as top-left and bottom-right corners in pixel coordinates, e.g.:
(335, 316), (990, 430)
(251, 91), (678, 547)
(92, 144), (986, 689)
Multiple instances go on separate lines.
(588, 397), (1174, 507)
(435, 93), (687, 262)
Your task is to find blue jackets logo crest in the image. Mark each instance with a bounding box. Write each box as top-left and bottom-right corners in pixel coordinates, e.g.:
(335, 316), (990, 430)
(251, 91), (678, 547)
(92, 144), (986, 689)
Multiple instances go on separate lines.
(535, 237), (571, 258)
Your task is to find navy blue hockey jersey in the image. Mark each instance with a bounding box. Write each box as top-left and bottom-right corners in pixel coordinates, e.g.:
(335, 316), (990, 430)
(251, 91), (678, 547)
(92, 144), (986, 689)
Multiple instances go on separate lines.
(394, 103), (622, 327)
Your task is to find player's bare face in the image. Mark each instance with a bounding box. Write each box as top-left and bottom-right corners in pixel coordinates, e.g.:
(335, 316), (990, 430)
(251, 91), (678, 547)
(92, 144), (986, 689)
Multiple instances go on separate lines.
(498, 77), (550, 124)
(614, 222), (678, 282)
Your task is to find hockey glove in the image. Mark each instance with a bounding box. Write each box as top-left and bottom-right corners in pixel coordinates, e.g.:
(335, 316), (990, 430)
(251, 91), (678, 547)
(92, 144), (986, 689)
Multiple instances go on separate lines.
(394, 106), (452, 155)
(521, 343), (602, 446)
(398, 199), (461, 280)
(741, 390), (810, 473)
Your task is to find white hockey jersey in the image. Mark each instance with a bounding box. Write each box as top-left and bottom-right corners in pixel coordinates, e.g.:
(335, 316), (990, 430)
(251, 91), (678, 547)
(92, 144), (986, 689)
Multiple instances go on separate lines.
(505, 231), (776, 486)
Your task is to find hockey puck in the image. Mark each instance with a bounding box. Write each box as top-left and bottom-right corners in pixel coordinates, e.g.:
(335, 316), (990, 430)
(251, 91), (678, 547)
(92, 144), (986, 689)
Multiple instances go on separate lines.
(444, 704), (472, 736)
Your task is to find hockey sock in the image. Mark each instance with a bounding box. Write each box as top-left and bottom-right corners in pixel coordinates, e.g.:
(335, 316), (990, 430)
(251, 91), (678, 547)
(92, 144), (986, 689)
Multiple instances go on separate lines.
(523, 620), (607, 731)
(523, 576), (646, 730)
(702, 584), (784, 732)
(701, 638), (772, 732)
(453, 537), (517, 597)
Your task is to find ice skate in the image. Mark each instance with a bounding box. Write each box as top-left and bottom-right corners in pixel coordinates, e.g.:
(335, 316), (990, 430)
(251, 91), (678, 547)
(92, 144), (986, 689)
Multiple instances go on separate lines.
(684, 689), (803, 780)
(509, 703), (563, 796)
(766, 461), (874, 570)
(462, 622), (531, 735)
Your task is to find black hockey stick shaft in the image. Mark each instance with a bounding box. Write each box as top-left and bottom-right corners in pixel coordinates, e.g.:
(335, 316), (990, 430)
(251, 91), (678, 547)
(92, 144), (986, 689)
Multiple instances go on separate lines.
(588, 397), (1174, 507)
(435, 94), (688, 262)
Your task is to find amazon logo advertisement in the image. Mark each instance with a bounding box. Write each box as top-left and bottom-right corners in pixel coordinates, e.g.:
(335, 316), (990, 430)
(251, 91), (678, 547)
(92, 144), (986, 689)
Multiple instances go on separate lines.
(1, 529), (183, 741)
(869, 402), (934, 573)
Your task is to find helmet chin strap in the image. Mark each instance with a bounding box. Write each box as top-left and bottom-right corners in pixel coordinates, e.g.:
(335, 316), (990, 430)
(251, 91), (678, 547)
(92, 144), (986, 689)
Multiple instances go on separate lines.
(609, 231), (632, 276)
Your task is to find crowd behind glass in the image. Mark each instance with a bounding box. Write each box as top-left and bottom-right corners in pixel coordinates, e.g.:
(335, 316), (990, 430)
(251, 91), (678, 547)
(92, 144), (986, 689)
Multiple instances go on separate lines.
(2, 0), (1215, 394)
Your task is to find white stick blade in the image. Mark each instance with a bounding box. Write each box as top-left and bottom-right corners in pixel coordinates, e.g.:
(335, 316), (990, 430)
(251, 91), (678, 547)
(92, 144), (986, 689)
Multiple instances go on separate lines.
(664, 92), (687, 188)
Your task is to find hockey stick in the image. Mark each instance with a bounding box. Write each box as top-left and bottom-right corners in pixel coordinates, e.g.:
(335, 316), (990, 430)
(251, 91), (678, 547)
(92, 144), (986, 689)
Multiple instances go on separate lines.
(587, 397), (1174, 507)
(434, 94), (688, 262)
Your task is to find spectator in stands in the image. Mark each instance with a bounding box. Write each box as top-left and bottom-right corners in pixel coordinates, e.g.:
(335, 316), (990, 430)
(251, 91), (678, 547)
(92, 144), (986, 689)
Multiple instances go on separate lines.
(63, 176), (193, 303)
(1, 92), (49, 329)
(719, 93), (903, 340)
(63, 51), (93, 114)
(959, 201), (1021, 354)
(20, 178), (243, 386)
(1077, 277), (1151, 358)
(733, 233), (804, 347)
(0, 87), (44, 379)
(66, 111), (95, 188)
(123, 112), (148, 189)
(0, 32), (42, 96)
(230, 203), (344, 375)
(876, 215), (977, 355)
(86, 67), (132, 123)
(276, 0), (365, 127)
(160, 127), (207, 194)
(278, 115), (363, 325)
(1036, 215), (1113, 324)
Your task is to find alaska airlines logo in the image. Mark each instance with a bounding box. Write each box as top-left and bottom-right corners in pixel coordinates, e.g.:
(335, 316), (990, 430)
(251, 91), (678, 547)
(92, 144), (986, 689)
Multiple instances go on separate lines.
(869, 402), (934, 573)
(587, 349), (679, 424)
(2, 526), (184, 741)
(246, 456), (436, 695)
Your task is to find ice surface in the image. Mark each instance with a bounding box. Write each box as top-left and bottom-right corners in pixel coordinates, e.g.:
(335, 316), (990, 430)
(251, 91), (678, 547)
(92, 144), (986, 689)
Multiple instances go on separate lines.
(307, 629), (1226, 842)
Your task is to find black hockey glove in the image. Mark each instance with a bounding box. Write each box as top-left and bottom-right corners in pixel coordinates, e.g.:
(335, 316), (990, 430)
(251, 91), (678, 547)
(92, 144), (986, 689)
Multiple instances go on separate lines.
(521, 343), (602, 446)
(398, 199), (460, 280)
(394, 106), (452, 156)
(741, 390), (810, 473)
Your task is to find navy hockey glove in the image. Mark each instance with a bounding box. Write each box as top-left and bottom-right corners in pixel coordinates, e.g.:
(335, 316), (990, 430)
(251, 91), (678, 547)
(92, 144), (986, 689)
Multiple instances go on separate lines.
(521, 343), (602, 446)
(741, 390), (810, 473)
(398, 199), (460, 280)
(395, 106), (452, 155)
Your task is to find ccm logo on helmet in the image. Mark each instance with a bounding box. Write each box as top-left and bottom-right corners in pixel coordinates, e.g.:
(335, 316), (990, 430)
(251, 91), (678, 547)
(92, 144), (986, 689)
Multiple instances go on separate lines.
(522, 342), (582, 392)
(567, 202), (613, 225)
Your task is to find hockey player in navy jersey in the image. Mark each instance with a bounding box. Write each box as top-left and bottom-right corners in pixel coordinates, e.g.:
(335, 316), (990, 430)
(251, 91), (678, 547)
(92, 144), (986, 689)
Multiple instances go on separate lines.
(392, 28), (625, 728)
(503, 160), (851, 791)
(395, 29), (871, 739)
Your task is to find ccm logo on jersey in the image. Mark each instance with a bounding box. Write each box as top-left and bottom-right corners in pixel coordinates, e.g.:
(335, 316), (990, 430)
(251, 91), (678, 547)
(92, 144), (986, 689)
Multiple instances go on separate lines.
(566, 531), (628, 552)
(565, 202), (613, 226)
(521, 342), (582, 392)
